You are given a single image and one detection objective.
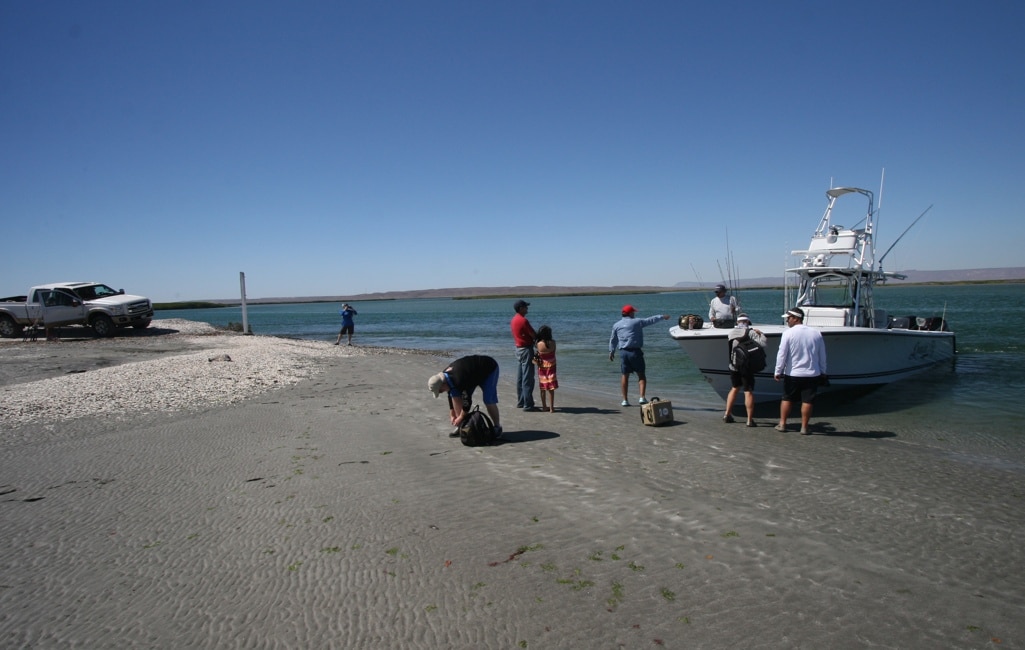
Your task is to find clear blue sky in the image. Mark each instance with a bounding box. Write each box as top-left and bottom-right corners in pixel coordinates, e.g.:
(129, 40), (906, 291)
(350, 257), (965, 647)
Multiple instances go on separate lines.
(3, 1), (1023, 302)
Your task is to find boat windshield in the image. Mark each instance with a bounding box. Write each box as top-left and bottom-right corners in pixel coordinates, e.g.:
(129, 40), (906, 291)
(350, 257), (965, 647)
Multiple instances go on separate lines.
(799, 273), (856, 307)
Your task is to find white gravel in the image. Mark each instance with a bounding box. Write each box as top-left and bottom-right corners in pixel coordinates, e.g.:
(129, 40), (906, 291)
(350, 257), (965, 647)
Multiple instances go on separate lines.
(0, 319), (370, 429)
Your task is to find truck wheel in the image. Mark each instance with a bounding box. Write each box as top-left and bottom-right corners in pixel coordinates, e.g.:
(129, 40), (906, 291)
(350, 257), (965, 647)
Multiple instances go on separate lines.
(132, 320), (152, 330)
(0, 314), (23, 339)
(90, 313), (116, 337)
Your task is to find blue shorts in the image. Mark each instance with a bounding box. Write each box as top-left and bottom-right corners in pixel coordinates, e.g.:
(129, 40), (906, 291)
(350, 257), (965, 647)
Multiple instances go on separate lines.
(480, 366), (500, 404)
(451, 367), (500, 405)
(619, 348), (645, 378)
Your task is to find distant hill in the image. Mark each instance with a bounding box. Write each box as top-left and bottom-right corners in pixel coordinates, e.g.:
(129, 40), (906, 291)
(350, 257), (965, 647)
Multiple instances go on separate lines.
(894, 267), (1025, 283)
(191, 268), (1024, 306)
(672, 267), (1025, 289)
(215, 285), (674, 305)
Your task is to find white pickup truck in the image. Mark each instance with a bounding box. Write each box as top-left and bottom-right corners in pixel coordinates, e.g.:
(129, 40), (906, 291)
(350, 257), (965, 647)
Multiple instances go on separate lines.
(0, 282), (154, 338)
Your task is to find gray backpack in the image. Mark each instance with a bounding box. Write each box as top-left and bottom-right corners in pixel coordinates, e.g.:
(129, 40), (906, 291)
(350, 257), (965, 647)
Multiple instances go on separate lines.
(730, 335), (767, 374)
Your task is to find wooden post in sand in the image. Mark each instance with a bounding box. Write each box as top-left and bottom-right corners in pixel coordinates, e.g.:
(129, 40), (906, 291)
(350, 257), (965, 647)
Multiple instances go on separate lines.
(240, 272), (251, 335)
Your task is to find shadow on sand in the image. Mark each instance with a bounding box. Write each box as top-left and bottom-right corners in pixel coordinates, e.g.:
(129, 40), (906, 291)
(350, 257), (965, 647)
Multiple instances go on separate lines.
(496, 430), (562, 444)
(803, 421), (897, 439)
(546, 406), (620, 415)
(19, 324), (185, 342)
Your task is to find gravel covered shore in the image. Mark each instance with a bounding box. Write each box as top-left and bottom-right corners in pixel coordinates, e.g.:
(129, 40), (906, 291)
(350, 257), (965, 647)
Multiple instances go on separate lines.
(0, 318), (429, 429)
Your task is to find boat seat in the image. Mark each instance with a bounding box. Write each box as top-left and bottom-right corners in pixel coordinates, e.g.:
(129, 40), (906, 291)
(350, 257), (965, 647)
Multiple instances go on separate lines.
(802, 306), (849, 327)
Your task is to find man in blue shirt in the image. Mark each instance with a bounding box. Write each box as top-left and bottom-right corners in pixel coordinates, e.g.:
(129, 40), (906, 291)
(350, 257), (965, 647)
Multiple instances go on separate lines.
(609, 305), (670, 407)
(334, 303), (358, 346)
(427, 355), (502, 436)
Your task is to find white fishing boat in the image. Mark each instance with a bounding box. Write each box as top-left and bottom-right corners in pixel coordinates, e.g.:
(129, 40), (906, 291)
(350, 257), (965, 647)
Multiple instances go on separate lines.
(669, 184), (956, 403)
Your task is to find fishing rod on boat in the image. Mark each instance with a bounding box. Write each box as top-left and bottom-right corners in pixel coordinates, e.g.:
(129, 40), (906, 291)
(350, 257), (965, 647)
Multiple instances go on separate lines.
(878, 204), (934, 269)
(725, 227), (734, 296)
(731, 250), (741, 301)
(719, 227), (740, 298)
(691, 263), (714, 304)
(716, 258), (738, 301)
(690, 263), (705, 289)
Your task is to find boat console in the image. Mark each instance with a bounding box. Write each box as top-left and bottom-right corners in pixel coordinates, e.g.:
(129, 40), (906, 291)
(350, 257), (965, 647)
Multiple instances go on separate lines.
(888, 315), (949, 331)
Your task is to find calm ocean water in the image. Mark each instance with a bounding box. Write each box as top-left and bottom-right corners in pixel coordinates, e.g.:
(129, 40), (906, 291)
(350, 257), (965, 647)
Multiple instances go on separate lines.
(160, 284), (1025, 465)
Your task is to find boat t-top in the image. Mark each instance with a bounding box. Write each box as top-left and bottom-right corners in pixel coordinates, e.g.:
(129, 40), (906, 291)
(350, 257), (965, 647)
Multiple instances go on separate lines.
(669, 184), (956, 403)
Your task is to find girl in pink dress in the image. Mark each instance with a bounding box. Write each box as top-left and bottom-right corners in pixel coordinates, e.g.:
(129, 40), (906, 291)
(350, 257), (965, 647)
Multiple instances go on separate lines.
(534, 325), (558, 412)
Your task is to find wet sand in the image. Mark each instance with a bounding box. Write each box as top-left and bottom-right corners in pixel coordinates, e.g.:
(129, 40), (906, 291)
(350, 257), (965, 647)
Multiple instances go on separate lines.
(1, 327), (1023, 648)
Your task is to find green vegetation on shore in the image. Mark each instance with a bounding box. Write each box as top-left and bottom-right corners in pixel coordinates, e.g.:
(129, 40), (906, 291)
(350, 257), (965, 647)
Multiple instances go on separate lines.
(154, 301), (231, 311)
(155, 279), (1022, 308)
(451, 289), (688, 300)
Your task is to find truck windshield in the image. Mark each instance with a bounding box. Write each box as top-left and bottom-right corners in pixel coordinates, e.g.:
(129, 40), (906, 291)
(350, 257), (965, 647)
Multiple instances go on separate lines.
(74, 284), (119, 300)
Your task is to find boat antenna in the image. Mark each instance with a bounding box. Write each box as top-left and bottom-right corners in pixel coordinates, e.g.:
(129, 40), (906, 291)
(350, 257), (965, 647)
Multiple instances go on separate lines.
(782, 248), (793, 314)
(874, 169), (885, 247)
(878, 205), (934, 267)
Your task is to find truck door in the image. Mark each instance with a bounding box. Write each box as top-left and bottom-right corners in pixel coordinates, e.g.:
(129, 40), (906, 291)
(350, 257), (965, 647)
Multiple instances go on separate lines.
(35, 289), (85, 327)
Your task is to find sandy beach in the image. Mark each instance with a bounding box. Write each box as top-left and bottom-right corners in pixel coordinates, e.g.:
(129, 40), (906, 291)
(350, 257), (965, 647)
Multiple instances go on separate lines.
(2, 323), (1023, 648)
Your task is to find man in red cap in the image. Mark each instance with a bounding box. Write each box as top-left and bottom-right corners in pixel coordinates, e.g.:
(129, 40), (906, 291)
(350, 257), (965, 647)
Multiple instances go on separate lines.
(510, 299), (537, 411)
(608, 305), (670, 407)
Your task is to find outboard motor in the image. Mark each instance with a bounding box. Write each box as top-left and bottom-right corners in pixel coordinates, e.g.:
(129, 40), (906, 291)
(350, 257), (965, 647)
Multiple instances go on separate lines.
(888, 316), (917, 330)
(917, 316), (948, 331)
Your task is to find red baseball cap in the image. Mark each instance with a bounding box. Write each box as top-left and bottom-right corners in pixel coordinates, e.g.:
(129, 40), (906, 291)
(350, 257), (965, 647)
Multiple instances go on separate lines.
(621, 305), (636, 315)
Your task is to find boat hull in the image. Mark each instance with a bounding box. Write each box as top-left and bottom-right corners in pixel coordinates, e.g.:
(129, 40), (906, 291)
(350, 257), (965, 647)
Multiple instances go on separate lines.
(669, 325), (956, 403)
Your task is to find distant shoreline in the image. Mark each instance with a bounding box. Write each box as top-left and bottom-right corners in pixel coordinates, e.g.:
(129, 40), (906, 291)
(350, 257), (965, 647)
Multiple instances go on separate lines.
(153, 278), (1025, 310)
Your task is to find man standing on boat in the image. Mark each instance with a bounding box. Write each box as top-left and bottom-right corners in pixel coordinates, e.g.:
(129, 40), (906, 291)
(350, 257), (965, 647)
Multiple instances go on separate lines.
(609, 305), (670, 407)
(510, 299), (537, 411)
(708, 284), (740, 328)
(773, 307), (827, 434)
